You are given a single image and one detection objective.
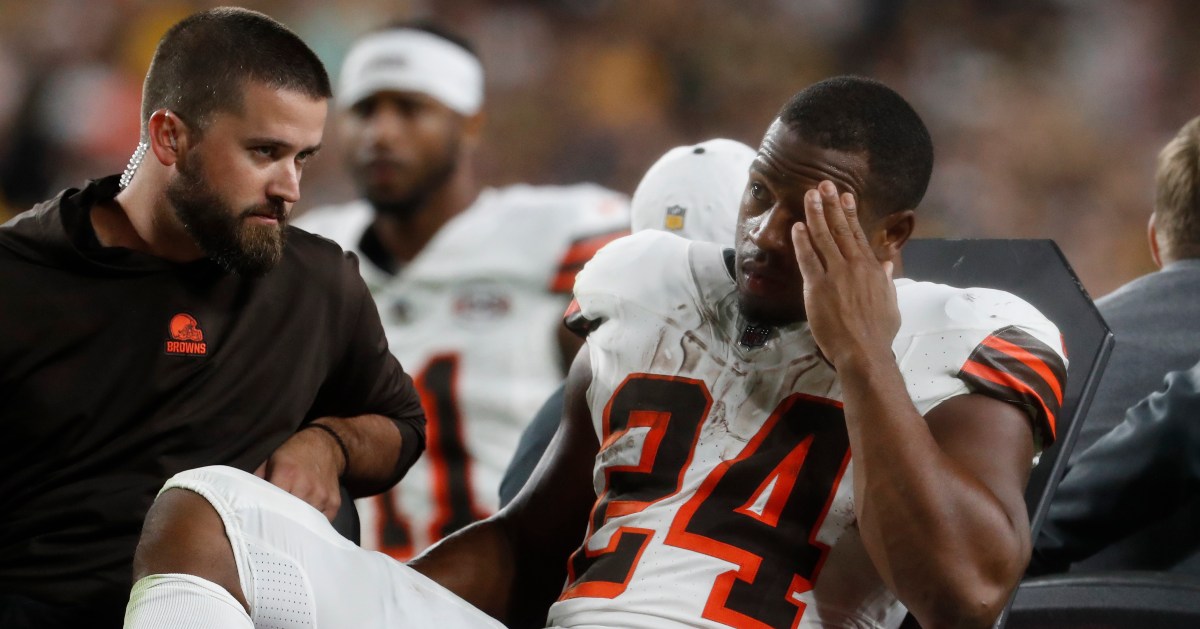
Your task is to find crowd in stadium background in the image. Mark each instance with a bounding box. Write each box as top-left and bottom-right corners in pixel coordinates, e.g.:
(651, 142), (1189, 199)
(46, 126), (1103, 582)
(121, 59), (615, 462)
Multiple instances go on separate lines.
(2, 0), (1199, 297)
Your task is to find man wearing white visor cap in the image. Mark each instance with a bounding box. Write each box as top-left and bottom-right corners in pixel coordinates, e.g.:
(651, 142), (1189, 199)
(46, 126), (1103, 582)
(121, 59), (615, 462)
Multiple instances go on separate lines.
(295, 21), (630, 560)
(336, 28), (484, 117)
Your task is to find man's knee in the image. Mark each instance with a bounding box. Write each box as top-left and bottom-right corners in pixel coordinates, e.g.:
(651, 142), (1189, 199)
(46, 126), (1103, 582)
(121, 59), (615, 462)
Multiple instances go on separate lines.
(132, 488), (248, 612)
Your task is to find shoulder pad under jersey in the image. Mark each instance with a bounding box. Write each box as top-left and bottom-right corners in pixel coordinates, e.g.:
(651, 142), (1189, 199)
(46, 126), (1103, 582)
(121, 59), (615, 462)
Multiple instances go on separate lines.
(566, 231), (697, 336)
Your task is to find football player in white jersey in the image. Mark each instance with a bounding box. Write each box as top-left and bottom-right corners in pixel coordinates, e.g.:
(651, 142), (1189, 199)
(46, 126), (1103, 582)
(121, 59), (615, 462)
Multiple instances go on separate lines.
(293, 22), (629, 558)
(125, 77), (1066, 629)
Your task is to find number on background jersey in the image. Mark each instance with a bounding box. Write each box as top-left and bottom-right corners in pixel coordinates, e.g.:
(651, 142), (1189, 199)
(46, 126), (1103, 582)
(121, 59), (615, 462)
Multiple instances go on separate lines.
(372, 354), (489, 559)
(562, 374), (851, 629)
(373, 491), (414, 559)
(417, 354), (490, 540)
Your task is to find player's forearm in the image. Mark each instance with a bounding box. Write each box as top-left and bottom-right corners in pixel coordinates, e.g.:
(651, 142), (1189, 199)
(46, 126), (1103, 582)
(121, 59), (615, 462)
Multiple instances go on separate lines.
(409, 517), (519, 621)
(408, 509), (567, 627)
(838, 355), (1025, 628)
(310, 414), (412, 496)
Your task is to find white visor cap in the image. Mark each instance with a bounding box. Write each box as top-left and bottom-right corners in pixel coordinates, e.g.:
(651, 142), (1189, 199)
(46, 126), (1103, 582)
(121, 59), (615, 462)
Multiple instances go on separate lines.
(337, 29), (483, 115)
(631, 138), (756, 245)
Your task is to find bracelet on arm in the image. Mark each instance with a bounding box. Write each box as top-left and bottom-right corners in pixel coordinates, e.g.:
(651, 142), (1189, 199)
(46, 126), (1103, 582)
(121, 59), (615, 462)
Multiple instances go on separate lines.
(300, 422), (350, 475)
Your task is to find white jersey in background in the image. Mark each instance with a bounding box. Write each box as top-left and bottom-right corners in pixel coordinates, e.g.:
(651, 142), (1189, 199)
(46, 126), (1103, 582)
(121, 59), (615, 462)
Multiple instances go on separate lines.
(296, 184), (629, 558)
(550, 231), (1067, 629)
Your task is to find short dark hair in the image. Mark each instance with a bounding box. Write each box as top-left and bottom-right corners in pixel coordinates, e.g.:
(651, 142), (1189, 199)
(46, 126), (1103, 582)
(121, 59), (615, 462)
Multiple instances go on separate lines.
(778, 76), (934, 216)
(140, 7), (332, 141)
(1154, 116), (1200, 258)
(377, 18), (479, 59)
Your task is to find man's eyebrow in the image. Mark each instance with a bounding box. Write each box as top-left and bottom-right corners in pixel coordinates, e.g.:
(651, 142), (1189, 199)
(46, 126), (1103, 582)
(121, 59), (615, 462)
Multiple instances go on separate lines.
(245, 137), (289, 147)
(245, 138), (323, 154)
(749, 159), (776, 179)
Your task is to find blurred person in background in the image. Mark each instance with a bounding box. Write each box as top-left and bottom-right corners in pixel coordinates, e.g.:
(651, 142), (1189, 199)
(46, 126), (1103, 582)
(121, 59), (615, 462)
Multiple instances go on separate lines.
(294, 21), (629, 559)
(0, 9), (425, 628)
(497, 136), (756, 507)
(1069, 115), (1200, 460)
(1035, 115), (1200, 576)
(8, 1), (1200, 301)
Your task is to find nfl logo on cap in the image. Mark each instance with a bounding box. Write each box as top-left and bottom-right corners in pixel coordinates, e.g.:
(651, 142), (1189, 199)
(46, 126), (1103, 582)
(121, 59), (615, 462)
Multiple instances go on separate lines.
(630, 138), (756, 245)
(665, 205), (686, 231)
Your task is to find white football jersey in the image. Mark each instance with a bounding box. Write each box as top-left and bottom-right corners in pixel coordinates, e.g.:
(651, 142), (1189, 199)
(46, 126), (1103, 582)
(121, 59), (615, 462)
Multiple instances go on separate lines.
(548, 231), (1067, 629)
(295, 184), (629, 558)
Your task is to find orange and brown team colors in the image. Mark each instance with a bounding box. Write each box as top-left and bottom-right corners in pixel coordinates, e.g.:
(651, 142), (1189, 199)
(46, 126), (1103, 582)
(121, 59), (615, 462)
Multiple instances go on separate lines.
(165, 313), (207, 355)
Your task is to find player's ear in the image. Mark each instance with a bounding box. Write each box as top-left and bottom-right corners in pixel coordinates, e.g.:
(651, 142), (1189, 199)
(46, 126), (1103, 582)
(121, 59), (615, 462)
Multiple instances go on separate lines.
(147, 109), (189, 166)
(461, 110), (486, 149)
(872, 209), (914, 263)
(1148, 211), (1165, 268)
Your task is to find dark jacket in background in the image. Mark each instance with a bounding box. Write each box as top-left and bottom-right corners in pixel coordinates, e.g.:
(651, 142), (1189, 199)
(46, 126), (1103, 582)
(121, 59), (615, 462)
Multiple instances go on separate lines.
(1072, 259), (1200, 460)
(1034, 360), (1200, 575)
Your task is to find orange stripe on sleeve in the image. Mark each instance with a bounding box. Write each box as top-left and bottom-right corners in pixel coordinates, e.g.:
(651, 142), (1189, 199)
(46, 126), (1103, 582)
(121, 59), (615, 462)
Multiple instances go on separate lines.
(980, 335), (1064, 404)
(960, 359), (1057, 438)
(558, 229), (630, 269)
(550, 230), (630, 294)
(551, 271), (579, 294)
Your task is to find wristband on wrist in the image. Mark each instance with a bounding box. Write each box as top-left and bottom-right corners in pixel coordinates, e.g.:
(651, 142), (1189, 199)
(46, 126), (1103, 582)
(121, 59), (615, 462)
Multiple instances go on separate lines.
(300, 422), (350, 475)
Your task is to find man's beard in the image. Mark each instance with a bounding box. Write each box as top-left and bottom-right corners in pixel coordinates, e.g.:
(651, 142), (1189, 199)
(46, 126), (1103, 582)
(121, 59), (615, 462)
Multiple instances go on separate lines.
(365, 140), (458, 221)
(167, 153), (287, 278)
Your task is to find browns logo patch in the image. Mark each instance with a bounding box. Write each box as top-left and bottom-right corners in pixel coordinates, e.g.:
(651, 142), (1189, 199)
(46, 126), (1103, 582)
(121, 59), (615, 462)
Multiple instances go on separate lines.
(165, 313), (208, 356)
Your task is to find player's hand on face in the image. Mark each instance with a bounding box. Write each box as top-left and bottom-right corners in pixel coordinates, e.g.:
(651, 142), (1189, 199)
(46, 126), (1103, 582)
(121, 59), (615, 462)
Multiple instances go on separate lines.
(792, 180), (900, 368)
(256, 424), (346, 521)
